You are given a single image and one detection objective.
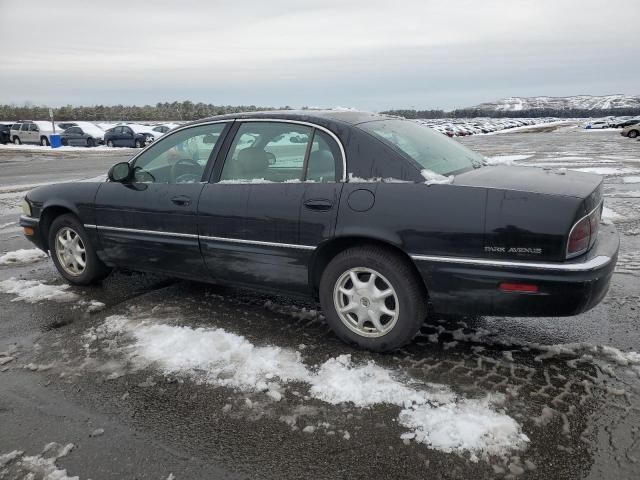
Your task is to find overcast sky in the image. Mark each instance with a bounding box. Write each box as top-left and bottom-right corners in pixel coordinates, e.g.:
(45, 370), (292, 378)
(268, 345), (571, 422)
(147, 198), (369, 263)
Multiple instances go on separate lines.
(0, 0), (638, 110)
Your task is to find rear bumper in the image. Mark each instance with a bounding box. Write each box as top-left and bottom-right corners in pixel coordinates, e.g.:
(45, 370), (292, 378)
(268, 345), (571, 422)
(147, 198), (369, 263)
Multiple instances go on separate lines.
(413, 224), (619, 317)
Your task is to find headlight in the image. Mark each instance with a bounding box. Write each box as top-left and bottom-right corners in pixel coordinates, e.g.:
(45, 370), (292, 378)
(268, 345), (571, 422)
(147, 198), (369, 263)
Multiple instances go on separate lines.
(21, 199), (32, 216)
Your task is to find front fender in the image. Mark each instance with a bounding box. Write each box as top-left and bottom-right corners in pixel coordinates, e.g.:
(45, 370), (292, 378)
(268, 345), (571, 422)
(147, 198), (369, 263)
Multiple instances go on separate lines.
(27, 182), (101, 226)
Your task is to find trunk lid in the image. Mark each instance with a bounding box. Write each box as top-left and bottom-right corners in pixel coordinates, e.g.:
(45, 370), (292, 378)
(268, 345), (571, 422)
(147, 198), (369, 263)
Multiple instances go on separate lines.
(453, 165), (603, 200)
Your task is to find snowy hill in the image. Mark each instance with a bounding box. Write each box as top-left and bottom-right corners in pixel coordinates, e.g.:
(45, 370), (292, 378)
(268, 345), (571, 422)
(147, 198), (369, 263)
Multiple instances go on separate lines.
(472, 95), (640, 112)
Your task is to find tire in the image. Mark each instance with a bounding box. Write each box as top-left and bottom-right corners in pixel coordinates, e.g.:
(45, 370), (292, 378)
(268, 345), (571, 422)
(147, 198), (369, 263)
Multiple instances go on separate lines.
(134, 139), (142, 148)
(41, 136), (50, 146)
(13, 136), (21, 145)
(628, 130), (639, 139)
(106, 139), (114, 148)
(48, 214), (111, 285)
(319, 246), (427, 352)
(87, 138), (95, 147)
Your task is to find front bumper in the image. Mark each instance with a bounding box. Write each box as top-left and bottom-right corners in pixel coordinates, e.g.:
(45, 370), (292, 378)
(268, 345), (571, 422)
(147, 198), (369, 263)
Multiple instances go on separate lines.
(414, 224), (620, 317)
(19, 215), (47, 251)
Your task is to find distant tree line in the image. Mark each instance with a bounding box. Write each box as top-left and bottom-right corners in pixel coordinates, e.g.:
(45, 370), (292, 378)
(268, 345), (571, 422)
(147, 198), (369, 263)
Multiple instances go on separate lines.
(382, 107), (640, 119)
(2, 101), (640, 122)
(0, 101), (287, 122)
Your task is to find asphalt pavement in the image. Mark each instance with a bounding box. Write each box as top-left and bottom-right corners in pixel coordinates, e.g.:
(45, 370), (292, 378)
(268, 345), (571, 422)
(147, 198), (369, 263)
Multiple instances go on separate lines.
(0, 127), (639, 480)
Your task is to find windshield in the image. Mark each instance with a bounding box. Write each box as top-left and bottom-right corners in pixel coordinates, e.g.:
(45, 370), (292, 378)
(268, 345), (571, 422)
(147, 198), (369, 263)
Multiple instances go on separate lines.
(359, 119), (486, 176)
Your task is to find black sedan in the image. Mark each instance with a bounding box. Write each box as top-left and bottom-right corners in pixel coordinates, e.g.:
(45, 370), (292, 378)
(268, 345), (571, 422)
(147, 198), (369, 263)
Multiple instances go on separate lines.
(60, 125), (105, 147)
(19, 111), (619, 351)
(104, 125), (154, 148)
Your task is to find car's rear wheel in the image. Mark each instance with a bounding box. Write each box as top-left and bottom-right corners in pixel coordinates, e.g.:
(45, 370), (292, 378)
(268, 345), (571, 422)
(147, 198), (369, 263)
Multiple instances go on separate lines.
(13, 137), (21, 145)
(134, 139), (142, 148)
(319, 246), (427, 352)
(41, 136), (49, 146)
(106, 139), (114, 148)
(628, 130), (639, 138)
(87, 138), (95, 147)
(48, 214), (111, 285)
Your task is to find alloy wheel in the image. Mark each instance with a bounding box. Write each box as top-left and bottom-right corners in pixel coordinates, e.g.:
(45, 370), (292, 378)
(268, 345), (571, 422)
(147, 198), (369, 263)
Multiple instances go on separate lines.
(333, 267), (399, 338)
(55, 227), (87, 276)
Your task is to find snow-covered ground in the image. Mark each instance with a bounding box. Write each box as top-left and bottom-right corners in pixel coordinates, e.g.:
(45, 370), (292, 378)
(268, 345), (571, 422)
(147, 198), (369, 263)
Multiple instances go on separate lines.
(88, 313), (528, 457)
(0, 248), (47, 266)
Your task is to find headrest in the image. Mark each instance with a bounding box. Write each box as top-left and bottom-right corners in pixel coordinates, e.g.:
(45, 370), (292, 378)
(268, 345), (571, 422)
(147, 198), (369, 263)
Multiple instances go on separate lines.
(237, 147), (270, 176)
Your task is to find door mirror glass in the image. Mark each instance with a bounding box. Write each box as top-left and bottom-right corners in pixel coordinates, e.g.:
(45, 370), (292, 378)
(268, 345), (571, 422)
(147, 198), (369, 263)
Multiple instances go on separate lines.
(108, 162), (132, 182)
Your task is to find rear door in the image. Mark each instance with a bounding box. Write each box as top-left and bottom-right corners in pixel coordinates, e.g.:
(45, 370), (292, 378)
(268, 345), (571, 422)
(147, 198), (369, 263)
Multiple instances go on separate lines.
(199, 120), (344, 294)
(93, 122), (231, 278)
(65, 127), (82, 145)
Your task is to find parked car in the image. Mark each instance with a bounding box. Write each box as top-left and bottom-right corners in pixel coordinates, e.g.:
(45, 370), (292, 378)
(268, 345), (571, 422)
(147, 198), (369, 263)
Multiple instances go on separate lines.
(103, 125), (154, 148)
(10, 121), (63, 146)
(60, 124), (105, 147)
(585, 121), (609, 129)
(152, 123), (181, 135)
(19, 111), (619, 352)
(614, 118), (640, 128)
(620, 123), (640, 138)
(0, 122), (12, 144)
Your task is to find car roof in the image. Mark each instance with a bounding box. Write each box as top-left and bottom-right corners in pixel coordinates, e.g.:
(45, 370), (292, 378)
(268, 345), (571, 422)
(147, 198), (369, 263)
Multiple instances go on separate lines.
(193, 110), (399, 129)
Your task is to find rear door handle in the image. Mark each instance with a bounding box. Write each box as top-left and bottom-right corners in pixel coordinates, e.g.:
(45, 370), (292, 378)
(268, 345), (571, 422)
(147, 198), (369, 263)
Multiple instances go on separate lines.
(304, 199), (333, 211)
(171, 195), (192, 206)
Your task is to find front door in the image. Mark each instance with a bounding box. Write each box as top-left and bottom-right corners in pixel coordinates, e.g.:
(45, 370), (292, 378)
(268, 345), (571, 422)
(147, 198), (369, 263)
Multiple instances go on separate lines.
(199, 121), (344, 294)
(93, 122), (231, 279)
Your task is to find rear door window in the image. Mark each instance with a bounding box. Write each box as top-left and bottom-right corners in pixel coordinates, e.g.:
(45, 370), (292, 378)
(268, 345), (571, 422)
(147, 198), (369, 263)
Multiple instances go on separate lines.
(220, 122), (312, 183)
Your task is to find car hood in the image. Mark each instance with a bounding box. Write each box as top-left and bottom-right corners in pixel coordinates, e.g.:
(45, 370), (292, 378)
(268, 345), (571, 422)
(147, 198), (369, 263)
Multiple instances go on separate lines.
(452, 165), (603, 199)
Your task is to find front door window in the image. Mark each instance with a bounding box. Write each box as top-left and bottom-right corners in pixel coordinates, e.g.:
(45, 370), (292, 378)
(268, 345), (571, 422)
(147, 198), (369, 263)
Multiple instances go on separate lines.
(131, 123), (228, 184)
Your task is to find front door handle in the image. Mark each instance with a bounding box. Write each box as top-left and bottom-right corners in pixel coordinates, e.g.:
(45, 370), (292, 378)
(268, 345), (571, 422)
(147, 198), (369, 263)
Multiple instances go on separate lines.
(304, 199), (333, 211)
(171, 195), (192, 206)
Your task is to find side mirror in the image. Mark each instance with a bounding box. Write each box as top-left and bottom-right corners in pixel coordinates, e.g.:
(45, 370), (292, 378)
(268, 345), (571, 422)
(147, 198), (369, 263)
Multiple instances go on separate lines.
(108, 162), (132, 182)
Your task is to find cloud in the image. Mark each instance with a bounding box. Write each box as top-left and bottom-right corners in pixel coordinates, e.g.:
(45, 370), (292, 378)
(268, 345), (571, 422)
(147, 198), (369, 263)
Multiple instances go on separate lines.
(0, 0), (638, 109)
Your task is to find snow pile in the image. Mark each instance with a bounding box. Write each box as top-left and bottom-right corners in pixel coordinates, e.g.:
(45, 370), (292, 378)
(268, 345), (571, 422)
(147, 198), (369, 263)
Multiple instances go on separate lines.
(0, 278), (78, 303)
(100, 317), (309, 395)
(622, 176), (640, 184)
(347, 173), (412, 183)
(421, 169), (454, 185)
(485, 154), (533, 165)
(0, 442), (78, 480)
(0, 248), (48, 266)
(310, 354), (454, 406)
(399, 395), (527, 456)
(218, 178), (274, 184)
(96, 315), (528, 457)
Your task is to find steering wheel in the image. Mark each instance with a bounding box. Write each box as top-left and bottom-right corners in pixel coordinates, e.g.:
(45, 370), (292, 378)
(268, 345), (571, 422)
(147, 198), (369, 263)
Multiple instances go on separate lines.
(171, 158), (202, 184)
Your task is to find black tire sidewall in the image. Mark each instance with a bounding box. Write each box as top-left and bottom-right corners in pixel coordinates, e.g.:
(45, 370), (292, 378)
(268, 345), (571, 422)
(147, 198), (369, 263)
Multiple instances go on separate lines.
(48, 214), (109, 285)
(107, 140), (114, 147)
(135, 140), (141, 148)
(319, 248), (427, 352)
(629, 130), (638, 138)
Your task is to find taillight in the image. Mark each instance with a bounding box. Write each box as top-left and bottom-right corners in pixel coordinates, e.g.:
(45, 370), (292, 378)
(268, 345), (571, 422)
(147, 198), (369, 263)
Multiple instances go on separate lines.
(566, 203), (602, 259)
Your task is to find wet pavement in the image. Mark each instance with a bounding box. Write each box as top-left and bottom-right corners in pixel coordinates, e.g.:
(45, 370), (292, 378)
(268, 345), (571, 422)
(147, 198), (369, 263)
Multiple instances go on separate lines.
(0, 127), (639, 479)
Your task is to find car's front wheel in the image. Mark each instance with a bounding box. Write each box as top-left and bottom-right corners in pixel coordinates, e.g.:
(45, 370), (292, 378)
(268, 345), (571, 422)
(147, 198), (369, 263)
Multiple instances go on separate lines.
(319, 246), (427, 352)
(48, 214), (111, 285)
(134, 139), (142, 148)
(106, 139), (114, 148)
(41, 136), (50, 146)
(13, 136), (21, 145)
(87, 138), (95, 147)
(628, 130), (639, 139)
